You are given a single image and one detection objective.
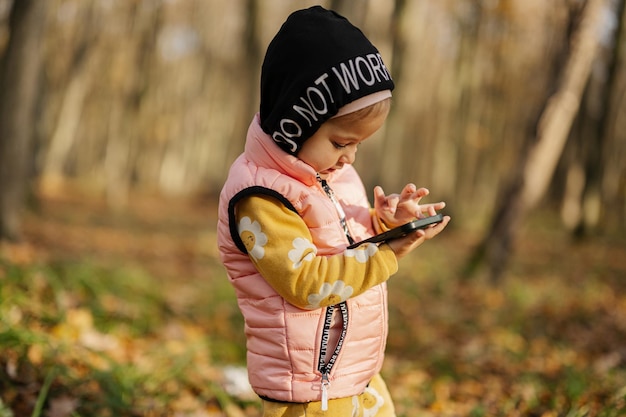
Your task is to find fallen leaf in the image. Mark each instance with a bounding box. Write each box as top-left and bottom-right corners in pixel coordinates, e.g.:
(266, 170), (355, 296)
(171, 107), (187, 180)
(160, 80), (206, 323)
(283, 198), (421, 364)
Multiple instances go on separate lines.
(46, 395), (78, 417)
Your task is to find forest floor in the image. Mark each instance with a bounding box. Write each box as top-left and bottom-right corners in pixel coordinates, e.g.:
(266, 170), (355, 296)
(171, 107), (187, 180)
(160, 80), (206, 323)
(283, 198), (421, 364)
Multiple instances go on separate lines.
(1, 189), (626, 417)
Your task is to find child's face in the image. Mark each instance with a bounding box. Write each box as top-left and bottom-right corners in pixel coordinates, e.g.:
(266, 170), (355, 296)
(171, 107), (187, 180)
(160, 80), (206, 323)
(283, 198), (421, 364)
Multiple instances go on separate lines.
(298, 107), (389, 180)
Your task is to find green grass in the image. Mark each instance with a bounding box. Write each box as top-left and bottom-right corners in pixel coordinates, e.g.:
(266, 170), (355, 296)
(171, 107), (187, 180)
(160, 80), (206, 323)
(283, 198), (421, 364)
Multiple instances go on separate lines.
(382, 230), (626, 417)
(0, 257), (253, 416)
(1, 206), (626, 416)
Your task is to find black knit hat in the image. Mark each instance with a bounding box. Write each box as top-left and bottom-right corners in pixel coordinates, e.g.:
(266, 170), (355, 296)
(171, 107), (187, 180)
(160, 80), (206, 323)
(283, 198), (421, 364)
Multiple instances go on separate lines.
(260, 6), (395, 155)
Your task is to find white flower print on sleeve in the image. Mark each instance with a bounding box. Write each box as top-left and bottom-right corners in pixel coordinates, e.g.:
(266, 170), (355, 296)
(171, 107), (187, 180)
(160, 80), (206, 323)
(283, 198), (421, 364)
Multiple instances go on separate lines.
(238, 217), (268, 261)
(345, 243), (379, 263)
(306, 280), (354, 309)
(288, 237), (317, 269)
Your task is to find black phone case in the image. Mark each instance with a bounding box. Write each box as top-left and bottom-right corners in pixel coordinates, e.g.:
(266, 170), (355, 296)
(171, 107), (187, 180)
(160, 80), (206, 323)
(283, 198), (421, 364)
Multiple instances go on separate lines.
(347, 213), (444, 249)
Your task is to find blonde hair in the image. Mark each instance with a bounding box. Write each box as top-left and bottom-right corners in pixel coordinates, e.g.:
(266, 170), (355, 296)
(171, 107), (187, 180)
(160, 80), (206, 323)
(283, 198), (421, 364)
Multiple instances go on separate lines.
(331, 98), (391, 124)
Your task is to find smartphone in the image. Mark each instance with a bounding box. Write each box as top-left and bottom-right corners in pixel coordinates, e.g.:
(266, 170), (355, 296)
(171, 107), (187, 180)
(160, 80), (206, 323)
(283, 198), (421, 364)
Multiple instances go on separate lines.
(347, 213), (444, 249)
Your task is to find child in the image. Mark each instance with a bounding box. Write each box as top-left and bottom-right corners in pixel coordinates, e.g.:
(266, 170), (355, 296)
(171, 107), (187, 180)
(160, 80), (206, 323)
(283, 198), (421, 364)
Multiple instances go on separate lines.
(217, 6), (450, 416)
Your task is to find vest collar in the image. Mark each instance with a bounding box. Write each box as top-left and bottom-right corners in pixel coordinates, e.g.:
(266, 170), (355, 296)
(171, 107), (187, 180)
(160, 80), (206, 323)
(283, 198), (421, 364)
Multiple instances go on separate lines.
(245, 114), (319, 187)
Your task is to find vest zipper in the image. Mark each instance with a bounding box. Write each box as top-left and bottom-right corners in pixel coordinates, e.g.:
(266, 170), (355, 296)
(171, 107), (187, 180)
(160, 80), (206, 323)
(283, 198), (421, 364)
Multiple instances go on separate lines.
(316, 174), (355, 246)
(315, 174), (353, 411)
(321, 372), (330, 411)
(317, 302), (349, 411)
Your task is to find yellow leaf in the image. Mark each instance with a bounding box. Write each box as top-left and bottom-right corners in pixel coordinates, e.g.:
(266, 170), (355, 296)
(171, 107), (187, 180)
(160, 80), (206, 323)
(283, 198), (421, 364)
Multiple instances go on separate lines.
(27, 344), (44, 365)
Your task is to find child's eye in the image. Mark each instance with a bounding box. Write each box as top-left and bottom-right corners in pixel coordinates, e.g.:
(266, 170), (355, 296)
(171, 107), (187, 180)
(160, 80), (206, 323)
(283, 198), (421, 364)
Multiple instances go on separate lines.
(332, 142), (348, 149)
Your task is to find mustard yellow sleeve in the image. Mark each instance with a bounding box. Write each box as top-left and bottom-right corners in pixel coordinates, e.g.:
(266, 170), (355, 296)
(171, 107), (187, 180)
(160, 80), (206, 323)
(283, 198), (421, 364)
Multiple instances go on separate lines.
(370, 208), (391, 234)
(235, 194), (398, 310)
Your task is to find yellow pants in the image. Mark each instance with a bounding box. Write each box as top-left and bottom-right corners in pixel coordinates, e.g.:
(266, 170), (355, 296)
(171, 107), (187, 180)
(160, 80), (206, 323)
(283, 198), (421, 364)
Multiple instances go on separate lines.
(261, 373), (396, 417)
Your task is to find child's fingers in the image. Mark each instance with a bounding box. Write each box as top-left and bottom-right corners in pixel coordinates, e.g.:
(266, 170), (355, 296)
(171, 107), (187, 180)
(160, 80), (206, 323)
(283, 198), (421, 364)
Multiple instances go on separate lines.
(415, 187), (429, 197)
(374, 186), (400, 216)
(418, 202), (445, 216)
(401, 183), (417, 197)
(387, 216), (450, 259)
(403, 185), (428, 202)
(422, 216), (451, 238)
(373, 186), (387, 208)
(427, 202), (444, 216)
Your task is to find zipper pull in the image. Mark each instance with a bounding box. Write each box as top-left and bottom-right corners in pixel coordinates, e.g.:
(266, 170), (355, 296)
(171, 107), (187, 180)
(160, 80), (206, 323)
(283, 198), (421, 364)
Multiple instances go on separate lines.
(321, 373), (330, 411)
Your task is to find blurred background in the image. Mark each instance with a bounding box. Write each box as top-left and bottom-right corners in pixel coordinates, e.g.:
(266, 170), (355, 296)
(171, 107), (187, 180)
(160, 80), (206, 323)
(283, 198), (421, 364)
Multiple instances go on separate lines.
(1, 0), (624, 230)
(0, 0), (625, 416)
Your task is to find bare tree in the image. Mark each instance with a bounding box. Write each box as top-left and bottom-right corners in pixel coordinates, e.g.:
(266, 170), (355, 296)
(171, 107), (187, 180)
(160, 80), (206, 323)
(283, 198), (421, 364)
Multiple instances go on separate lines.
(2, 0), (621, 238)
(330, 0), (369, 27)
(574, 0), (626, 236)
(465, 0), (606, 281)
(0, 0), (46, 241)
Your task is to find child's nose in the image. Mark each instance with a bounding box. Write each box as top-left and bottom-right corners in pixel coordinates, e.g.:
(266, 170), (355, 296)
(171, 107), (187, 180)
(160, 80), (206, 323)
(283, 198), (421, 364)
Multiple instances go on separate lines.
(340, 147), (357, 164)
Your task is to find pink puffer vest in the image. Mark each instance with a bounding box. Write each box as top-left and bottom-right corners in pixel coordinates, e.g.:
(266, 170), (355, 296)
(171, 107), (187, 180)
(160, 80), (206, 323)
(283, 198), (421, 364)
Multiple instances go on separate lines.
(217, 115), (389, 403)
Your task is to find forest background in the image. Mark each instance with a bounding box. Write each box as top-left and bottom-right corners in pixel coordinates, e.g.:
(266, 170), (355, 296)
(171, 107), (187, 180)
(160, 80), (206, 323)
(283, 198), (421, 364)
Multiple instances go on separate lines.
(0, 0), (625, 416)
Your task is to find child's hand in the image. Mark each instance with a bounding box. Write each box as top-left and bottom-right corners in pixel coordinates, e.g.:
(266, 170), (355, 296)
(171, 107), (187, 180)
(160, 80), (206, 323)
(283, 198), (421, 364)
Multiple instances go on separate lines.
(386, 214), (451, 259)
(373, 184), (446, 228)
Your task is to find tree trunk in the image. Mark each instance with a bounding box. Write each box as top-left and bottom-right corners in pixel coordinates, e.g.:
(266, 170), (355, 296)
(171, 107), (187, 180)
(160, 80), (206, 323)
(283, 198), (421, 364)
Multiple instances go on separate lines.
(378, 0), (408, 189)
(465, 0), (606, 281)
(0, 0), (46, 241)
(576, 0), (626, 236)
(330, 0), (369, 27)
